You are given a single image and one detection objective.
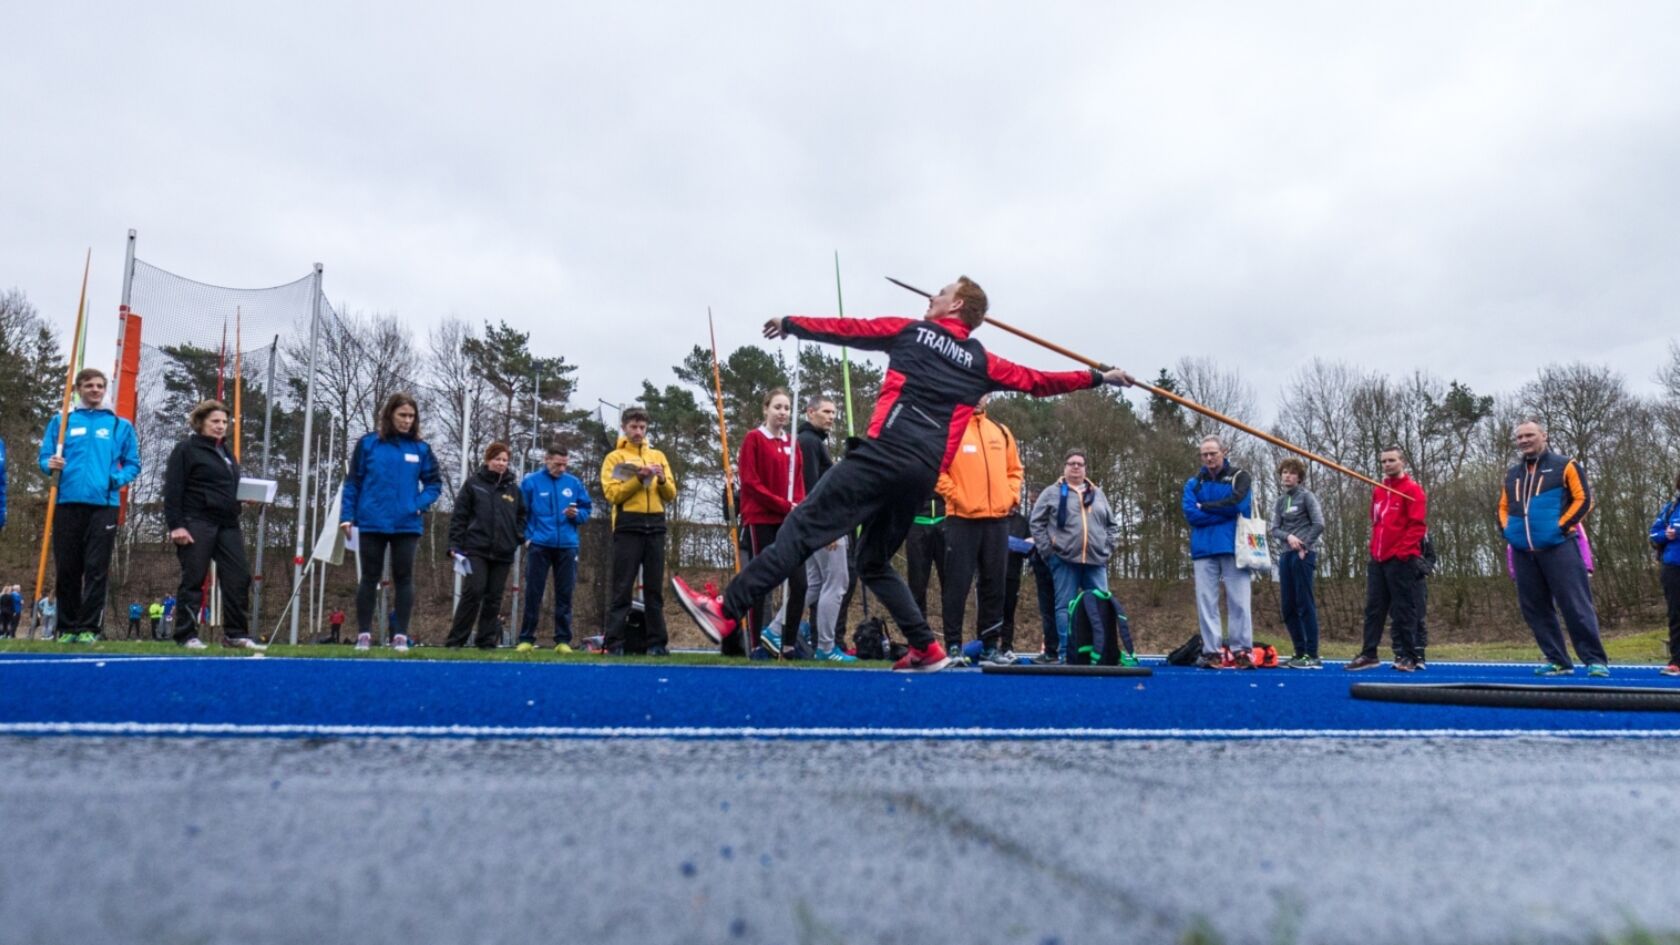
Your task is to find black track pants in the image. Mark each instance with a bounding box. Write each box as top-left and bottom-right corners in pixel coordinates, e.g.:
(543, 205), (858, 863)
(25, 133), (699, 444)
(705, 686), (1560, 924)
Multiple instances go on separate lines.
(905, 520), (946, 623)
(173, 521), (253, 642)
(745, 522), (807, 642)
(940, 516), (1009, 650)
(1359, 558), (1423, 661)
(53, 503), (118, 634)
(722, 441), (939, 649)
(605, 521), (667, 652)
(448, 555), (512, 648)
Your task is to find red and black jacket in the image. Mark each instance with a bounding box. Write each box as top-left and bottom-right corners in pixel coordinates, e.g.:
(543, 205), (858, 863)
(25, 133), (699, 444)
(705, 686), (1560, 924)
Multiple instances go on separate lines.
(778, 315), (1101, 471)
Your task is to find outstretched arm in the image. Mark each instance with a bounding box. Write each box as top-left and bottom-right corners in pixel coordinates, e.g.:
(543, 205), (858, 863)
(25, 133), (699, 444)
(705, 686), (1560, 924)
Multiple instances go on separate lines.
(765, 316), (913, 353)
(986, 352), (1102, 397)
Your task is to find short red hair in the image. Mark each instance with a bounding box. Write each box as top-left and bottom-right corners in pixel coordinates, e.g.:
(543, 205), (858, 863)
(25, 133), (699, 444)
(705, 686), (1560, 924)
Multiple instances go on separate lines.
(952, 276), (988, 329)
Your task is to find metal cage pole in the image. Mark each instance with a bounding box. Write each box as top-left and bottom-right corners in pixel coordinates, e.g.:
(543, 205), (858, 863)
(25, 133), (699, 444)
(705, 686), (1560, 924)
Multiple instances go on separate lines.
(289, 264), (324, 646)
(314, 422), (335, 640)
(251, 337), (278, 629)
(506, 370), (539, 645)
(452, 389), (474, 619)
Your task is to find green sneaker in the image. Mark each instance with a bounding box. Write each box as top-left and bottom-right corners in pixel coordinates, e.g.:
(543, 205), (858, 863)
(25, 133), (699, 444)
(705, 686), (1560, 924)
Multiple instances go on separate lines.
(554, 642), (574, 654)
(1586, 663), (1610, 678)
(1534, 662), (1573, 677)
(515, 642), (534, 653)
(58, 632), (78, 644)
(74, 632), (97, 644)
(1119, 651), (1141, 667)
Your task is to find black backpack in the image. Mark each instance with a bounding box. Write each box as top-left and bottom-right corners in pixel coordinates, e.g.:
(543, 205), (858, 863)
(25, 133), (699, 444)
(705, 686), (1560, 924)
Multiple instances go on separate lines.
(1166, 634), (1203, 666)
(1066, 589), (1136, 666)
(852, 617), (889, 661)
(1418, 534), (1439, 576)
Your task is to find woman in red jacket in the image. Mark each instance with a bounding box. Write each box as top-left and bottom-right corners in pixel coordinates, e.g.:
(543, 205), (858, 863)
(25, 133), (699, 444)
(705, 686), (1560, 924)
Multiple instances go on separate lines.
(738, 388), (806, 656)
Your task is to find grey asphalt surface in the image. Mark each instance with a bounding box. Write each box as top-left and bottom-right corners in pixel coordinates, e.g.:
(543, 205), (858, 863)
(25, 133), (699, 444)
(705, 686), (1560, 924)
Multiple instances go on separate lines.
(2, 736), (1677, 944)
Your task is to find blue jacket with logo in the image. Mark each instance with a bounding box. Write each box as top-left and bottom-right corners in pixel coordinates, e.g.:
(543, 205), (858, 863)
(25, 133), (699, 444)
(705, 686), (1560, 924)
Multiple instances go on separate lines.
(521, 468), (593, 549)
(1182, 461), (1253, 560)
(37, 407), (141, 507)
(339, 432), (442, 535)
(0, 435), (8, 528)
(1651, 496), (1680, 567)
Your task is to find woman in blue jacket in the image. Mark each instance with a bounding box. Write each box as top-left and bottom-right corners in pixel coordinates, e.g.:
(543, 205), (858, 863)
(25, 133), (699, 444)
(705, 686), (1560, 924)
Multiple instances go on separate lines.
(1651, 471), (1680, 676)
(340, 393), (442, 653)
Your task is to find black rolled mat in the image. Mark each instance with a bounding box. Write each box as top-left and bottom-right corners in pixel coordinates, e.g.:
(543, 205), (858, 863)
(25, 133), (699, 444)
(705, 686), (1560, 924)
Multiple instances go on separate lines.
(1351, 682), (1680, 712)
(982, 664), (1153, 677)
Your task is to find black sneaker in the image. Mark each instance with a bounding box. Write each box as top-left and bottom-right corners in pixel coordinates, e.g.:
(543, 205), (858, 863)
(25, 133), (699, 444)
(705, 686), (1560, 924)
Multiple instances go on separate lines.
(1345, 654), (1381, 671)
(646, 645), (670, 657)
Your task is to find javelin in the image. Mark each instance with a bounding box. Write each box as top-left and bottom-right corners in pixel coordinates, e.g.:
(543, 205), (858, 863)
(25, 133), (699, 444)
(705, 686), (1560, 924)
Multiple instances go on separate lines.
(834, 252), (855, 439)
(34, 250), (93, 606)
(707, 308), (741, 575)
(884, 276), (1398, 495)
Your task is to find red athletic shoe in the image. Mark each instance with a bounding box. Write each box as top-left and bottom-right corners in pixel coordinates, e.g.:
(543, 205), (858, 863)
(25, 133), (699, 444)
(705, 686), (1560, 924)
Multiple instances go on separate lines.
(892, 640), (951, 672)
(670, 574), (736, 644)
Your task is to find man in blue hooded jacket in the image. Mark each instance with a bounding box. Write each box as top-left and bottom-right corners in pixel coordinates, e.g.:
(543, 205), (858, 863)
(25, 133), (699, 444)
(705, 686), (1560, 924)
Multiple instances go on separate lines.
(1182, 435), (1254, 668)
(519, 446), (593, 652)
(38, 368), (141, 642)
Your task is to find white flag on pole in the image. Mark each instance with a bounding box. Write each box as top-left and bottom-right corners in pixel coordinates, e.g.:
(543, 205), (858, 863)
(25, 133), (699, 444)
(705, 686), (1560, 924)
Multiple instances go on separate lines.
(311, 485), (349, 566)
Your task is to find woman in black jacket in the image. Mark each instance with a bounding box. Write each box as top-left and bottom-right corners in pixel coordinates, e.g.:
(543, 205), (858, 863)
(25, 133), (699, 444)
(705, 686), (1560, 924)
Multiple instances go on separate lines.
(447, 442), (527, 648)
(162, 399), (263, 650)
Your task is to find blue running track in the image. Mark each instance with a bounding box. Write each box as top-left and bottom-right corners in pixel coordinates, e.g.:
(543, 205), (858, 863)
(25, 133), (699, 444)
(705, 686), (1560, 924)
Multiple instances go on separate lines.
(2, 653), (1678, 738)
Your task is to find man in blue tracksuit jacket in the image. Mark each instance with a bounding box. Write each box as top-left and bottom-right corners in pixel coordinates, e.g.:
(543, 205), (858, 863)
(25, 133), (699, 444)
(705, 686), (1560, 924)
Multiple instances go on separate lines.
(38, 368), (141, 641)
(519, 446), (593, 650)
(1182, 435), (1255, 667)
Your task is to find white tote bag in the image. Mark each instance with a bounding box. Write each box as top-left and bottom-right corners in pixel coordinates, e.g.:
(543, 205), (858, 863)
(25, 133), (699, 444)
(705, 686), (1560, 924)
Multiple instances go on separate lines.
(1235, 513), (1272, 572)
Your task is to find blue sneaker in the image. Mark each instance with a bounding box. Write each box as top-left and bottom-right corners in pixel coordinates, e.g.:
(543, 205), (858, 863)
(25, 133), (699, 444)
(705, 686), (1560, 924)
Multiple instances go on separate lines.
(1534, 662), (1573, 676)
(759, 627), (782, 652)
(1586, 663), (1610, 678)
(813, 647), (859, 663)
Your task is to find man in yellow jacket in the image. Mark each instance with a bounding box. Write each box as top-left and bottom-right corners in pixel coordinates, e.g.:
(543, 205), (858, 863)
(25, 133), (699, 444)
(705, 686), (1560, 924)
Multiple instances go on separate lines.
(600, 407), (679, 656)
(935, 394), (1023, 662)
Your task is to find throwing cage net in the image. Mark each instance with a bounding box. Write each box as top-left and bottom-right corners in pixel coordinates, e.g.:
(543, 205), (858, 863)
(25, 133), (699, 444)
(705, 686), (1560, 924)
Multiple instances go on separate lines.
(115, 233), (578, 645)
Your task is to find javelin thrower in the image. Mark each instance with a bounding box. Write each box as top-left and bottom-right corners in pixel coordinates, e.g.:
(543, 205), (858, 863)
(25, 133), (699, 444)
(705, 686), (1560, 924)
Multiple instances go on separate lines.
(672, 276), (1136, 671)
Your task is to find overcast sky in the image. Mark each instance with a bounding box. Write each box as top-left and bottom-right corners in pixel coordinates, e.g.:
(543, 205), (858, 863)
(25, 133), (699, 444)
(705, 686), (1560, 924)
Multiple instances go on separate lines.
(6, 1), (1678, 426)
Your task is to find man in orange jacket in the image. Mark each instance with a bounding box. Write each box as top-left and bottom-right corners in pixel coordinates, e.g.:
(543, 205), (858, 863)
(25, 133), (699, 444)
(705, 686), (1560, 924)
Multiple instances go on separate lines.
(935, 394), (1024, 661)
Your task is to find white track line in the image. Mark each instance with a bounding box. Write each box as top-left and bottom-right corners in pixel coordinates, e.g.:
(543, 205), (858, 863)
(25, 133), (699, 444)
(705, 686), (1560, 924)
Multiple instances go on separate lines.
(0, 656), (222, 666)
(1, 722), (1678, 739)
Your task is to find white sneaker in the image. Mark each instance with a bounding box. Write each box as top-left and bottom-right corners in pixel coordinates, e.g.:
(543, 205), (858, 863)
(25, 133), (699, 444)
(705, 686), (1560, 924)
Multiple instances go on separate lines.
(223, 637), (268, 652)
(391, 633), (411, 653)
(181, 638), (207, 650)
(354, 632), (372, 652)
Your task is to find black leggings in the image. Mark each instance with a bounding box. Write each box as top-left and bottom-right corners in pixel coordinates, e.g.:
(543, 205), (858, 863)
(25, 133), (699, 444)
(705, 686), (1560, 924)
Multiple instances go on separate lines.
(745, 522), (808, 644)
(357, 532), (419, 636)
(1662, 564), (1680, 664)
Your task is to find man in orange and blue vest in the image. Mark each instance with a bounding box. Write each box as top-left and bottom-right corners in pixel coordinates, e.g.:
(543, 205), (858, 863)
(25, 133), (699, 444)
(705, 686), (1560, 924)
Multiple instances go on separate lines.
(1500, 419), (1609, 677)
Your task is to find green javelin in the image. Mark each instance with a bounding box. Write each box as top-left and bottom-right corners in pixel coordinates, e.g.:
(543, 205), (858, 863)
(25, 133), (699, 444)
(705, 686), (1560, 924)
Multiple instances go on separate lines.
(833, 251), (855, 438)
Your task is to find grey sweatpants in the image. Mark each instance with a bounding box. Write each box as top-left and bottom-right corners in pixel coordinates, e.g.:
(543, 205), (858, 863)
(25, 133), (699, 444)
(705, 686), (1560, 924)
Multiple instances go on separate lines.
(804, 536), (849, 652)
(1193, 554), (1253, 653)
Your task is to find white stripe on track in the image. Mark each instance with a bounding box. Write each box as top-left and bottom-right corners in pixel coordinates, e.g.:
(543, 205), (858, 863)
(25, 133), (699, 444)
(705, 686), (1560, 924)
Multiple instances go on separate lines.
(1, 722), (1679, 739)
(0, 656), (219, 666)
